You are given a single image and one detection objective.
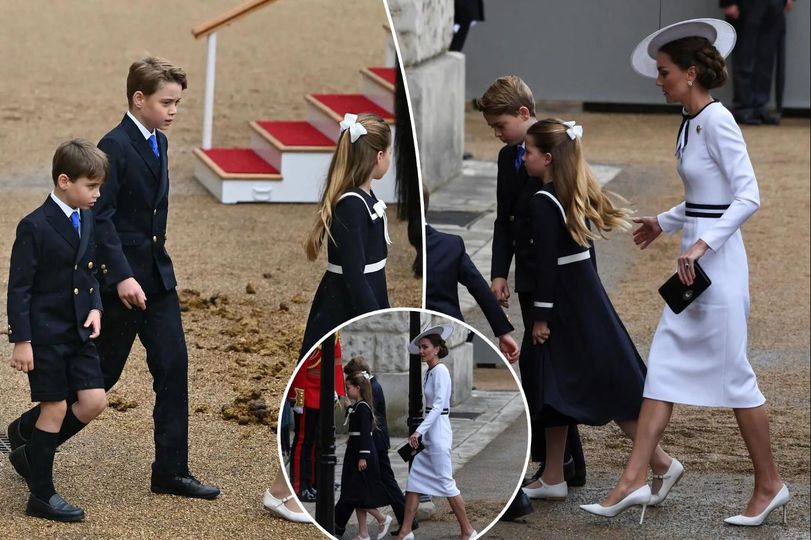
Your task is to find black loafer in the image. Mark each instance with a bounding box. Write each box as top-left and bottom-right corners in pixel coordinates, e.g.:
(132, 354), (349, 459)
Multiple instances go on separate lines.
(500, 490), (534, 521)
(7, 418), (28, 451)
(8, 446), (31, 481)
(151, 474), (220, 499)
(26, 493), (85, 522)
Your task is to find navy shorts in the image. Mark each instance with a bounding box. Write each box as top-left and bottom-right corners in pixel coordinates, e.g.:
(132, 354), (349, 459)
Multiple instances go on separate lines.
(28, 340), (104, 402)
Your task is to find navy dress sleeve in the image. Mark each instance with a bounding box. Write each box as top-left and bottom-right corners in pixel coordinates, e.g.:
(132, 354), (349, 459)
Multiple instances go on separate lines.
(332, 198), (378, 314)
(356, 402), (374, 459)
(457, 236), (514, 337)
(530, 194), (561, 322)
(96, 136), (133, 285)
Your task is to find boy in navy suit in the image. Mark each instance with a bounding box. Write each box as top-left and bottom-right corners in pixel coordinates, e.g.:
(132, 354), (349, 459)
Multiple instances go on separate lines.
(7, 57), (218, 499)
(478, 76), (586, 488)
(7, 139), (109, 521)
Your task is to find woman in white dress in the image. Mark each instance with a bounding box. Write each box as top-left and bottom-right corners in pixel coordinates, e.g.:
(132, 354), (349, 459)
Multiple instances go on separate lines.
(395, 325), (477, 540)
(582, 19), (788, 526)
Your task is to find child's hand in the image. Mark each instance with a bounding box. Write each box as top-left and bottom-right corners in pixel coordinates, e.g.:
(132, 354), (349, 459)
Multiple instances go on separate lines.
(358, 458), (367, 472)
(532, 320), (550, 345)
(632, 217), (663, 250)
(84, 309), (102, 338)
(491, 278), (511, 308)
(498, 333), (520, 363)
(117, 277), (147, 310)
(10, 342), (34, 372)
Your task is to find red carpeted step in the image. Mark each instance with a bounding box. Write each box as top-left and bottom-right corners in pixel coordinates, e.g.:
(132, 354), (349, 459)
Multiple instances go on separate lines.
(196, 148), (280, 177)
(368, 67), (396, 86)
(307, 93), (395, 123)
(252, 120), (335, 149)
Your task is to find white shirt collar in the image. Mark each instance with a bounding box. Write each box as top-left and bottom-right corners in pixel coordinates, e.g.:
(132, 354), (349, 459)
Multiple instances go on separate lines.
(50, 191), (79, 219)
(126, 111), (156, 140)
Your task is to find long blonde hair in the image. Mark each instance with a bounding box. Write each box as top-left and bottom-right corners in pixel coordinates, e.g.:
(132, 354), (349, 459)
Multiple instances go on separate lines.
(305, 114), (391, 260)
(526, 119), (632, 246)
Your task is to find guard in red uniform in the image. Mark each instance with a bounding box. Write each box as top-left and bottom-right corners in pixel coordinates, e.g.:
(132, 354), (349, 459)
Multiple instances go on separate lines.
(287, 335), (346, 501)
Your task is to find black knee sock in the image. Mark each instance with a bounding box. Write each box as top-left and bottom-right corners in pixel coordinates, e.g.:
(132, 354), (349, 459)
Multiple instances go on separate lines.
(26, 428), (58, 500)
(58, 407), (88, 446)
(18, 408), (39, 441)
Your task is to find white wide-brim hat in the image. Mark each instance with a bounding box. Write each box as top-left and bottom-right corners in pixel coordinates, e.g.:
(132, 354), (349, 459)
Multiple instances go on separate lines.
(408, 323), (454, 355)
(631, 18), (736, 78)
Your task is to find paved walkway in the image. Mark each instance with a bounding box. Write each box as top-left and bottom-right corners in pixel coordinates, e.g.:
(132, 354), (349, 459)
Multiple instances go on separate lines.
(303, 388), (527, 538)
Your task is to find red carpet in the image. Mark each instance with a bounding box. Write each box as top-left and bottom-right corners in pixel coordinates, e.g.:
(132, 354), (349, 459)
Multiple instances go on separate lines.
(201, 148), (280, 174)
(369, 67), (396, 86)
(310, 94), (394, 121)
(256, 120), (335, 147)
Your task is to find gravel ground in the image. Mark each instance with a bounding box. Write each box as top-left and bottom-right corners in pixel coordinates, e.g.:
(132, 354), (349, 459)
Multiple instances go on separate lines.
(0, 2), (418, 539)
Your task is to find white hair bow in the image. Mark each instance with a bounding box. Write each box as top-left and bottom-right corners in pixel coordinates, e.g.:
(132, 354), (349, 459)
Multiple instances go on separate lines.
(373, 200), (393, 245)
(563, 121), (583, 140)
(361, 370), (372, 380)
(339, 113), (368, 143)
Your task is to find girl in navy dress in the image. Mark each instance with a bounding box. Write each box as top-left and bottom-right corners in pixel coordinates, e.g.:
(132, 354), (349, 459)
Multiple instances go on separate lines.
(338, 372), (390, 540)
(301, 113), (393, 358)
(519, 119), (674, 520)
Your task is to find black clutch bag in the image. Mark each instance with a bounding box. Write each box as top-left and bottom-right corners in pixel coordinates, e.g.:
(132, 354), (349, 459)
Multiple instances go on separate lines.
(658, 261), (711, 314)
(397, 439), (425, 462)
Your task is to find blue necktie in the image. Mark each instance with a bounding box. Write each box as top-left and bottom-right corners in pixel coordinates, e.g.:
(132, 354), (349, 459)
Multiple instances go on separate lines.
(70, 211), (81, 237)
(515, 145), (525, 171)
(148, 134), (160, 159)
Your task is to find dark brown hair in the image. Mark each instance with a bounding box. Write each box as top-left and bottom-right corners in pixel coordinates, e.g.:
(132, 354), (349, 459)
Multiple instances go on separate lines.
(659, 36), (727, 89)
(52, 139), (109, 185)
(127, 56), (188, 106)
(344, 356), (371, 376)
(346, 372), (377, 429)
(422, 334), (449, 359)
(526, 119), (633, 247)
(477, 75), (536, 117)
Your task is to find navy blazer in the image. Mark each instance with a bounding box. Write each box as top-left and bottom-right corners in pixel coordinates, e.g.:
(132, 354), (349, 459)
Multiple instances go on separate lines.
(7, 196), (103, 345)
(426, 225), (513, 338)
(370, 376), (390, 451)
(491, 144), (543, 293)
(95, 114), (176, 294)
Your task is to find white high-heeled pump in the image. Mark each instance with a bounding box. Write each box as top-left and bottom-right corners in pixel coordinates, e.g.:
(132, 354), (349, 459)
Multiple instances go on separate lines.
(580, 484), (652, 524)
(649, 458), (684, 506)
(724, 484), (790, 526)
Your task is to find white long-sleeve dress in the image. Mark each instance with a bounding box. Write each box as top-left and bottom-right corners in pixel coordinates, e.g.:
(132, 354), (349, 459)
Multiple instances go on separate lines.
(406, 363), (460, 497)
(644, 101), (765, 408)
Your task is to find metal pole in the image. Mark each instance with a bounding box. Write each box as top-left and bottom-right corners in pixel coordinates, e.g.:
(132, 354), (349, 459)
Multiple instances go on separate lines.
(315, 334), (336, 533)
(407, 312), (423, 459)
(202, 32), (217, 149)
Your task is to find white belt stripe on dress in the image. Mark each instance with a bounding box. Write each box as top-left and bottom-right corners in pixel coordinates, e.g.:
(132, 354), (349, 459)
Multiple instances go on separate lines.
(326, 258), (387, 274)
(557, 251), (590, 265)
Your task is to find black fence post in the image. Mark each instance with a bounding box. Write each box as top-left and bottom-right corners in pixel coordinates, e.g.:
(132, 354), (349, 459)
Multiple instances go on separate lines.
(315, 334), (336, 533)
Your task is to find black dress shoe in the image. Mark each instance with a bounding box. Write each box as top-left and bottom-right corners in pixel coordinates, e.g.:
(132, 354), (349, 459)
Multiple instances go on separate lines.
(297, 488), (317, 503)
(522, 463), (544, 487)
(8, 445), (31, 481)
(500, 490), (534, 521)
(26, 493), (85, 522)
(734, 111), (763, 125)
(7, 418), (28, 451)
(150, 474), (220, 499)
(756, 110), (781, 125)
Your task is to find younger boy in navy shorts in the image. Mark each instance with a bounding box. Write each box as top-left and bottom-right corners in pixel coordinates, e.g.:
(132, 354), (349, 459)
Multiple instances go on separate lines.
(7, 139), (109, 522)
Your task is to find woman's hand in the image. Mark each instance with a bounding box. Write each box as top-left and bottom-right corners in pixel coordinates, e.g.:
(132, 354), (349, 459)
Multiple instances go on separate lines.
(532, 320), (550, 345)
(409, 432), (421, 449)
(632, 217), (663, 250)
(678, 239), (710, 286)
(358, 458), (367, 472)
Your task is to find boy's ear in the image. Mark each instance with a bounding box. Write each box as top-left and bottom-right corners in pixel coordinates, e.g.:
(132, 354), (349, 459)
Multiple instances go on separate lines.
(518, 106), (531, 121)
(132, 90), (145, 109)
(56, 173), (71, 190)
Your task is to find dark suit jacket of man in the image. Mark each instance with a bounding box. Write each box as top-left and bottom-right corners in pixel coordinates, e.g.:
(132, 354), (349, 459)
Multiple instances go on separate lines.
(95, 114), (176, 295)
(7, 196), (103, 344)
(491, 144), (543, 293)
(426, 225), (513, 338)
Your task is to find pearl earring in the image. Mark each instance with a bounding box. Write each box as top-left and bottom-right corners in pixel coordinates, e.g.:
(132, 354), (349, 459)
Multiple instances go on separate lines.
(688, 80), (693, 87)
